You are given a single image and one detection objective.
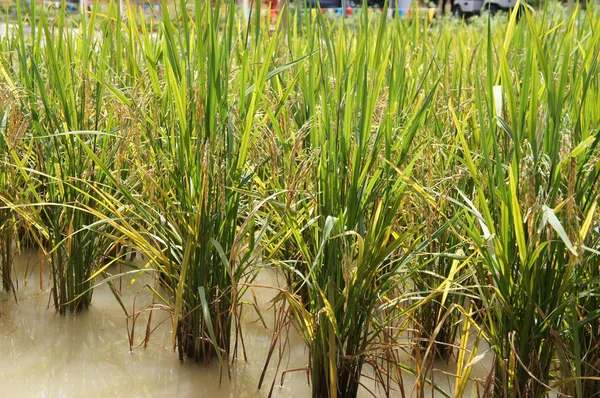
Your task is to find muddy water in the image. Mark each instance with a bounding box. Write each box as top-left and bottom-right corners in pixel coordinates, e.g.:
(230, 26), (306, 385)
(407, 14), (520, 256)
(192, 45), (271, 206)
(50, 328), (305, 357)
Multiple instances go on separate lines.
(0, 251), (491, 397)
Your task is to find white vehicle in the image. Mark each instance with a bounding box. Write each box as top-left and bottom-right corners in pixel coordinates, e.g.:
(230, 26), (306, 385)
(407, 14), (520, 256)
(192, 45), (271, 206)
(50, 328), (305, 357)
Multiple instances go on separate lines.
(452, 0), (519, 17)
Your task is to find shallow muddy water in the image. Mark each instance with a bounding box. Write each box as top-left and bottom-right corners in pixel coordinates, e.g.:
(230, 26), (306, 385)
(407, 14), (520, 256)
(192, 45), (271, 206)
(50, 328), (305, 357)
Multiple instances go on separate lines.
(0, 250), (492, 397)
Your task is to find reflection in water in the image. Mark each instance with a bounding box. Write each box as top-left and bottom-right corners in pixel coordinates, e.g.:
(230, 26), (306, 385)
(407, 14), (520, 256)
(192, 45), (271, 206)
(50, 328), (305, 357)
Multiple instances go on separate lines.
(0, 250), (491, 397)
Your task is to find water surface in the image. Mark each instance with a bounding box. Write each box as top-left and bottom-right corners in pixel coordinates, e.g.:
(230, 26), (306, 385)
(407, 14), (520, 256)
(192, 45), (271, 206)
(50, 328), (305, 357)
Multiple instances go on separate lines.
(0, 250), (490, 397)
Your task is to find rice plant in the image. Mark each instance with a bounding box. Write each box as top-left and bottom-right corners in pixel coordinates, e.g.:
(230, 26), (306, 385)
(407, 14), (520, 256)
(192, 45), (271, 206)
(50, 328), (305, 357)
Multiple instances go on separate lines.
(254, 6), (449, 397)
(452, 6), (600, 396)
(0, 91), (15, 293)
(54, 0), (295, 365)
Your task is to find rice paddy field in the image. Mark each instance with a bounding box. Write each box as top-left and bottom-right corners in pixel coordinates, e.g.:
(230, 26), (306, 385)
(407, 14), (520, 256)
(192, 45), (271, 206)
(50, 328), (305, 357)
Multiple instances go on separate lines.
(1, 0), (599, 397)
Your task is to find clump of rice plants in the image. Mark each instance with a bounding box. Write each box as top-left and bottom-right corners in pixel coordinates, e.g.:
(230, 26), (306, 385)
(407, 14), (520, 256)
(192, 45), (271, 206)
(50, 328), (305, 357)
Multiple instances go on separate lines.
(453, 6), (600, 396)
(0, 78), (32, 294)
(60, 0), (288, 365)
(1, 0), (119, 312)
(257, 5), (446, 396)
(0, 93), (15, 293)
